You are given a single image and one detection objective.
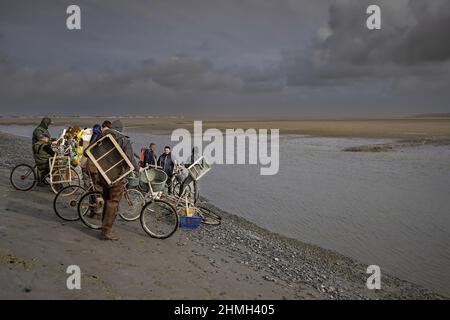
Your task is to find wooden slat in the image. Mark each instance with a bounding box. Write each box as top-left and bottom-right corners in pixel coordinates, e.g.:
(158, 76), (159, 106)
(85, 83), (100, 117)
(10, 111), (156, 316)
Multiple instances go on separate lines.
(104, 158), (125, 174)
(96, 147), (116, 162)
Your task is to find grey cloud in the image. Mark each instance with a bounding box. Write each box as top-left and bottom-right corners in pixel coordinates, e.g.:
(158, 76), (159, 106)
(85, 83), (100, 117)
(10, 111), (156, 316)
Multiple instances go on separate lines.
(322, 0), (450, 65)
(0, 0), (449, 116)
(394, 0), (450, 64)
(284, 0), (450, 87)
(0, 52), (281, 114)
(137, 56), (242, 93)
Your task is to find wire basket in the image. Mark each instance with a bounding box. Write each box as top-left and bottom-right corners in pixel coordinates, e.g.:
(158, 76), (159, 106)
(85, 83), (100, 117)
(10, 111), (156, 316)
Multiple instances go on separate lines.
(125, 172), (140, 188)
(140, 168), (167, 192)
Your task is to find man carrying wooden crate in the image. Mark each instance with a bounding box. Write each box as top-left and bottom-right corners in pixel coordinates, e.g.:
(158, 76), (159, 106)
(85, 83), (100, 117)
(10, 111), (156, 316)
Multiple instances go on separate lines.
(97, 120), (143, 240)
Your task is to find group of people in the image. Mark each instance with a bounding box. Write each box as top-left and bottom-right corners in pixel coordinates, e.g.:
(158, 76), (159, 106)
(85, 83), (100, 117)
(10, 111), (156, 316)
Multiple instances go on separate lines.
(140, 143), (176, 184)
(30, 117), (177, 241)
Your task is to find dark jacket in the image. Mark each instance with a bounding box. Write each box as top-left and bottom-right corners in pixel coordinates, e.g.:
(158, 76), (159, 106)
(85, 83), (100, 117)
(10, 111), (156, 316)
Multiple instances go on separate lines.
(158, 153), (174, 177)
(143, 149), (158, 167)
(103, 121), (139, 171)
(84, 120), (139, 185)
(33, 140), (55, 171)
(32, 117), (51, 144)
(89, 124), (102, 144)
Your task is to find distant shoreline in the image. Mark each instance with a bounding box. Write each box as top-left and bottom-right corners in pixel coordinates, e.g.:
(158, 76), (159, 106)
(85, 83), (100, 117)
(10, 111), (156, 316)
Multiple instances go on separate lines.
(1, 117), (450, 140)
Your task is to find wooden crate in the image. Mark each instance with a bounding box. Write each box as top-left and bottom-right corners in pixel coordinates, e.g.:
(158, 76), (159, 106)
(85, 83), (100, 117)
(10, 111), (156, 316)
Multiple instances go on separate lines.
(84, 133), (134, 185)
(49, 155), (71, 184)
(187, 156), (211, 181)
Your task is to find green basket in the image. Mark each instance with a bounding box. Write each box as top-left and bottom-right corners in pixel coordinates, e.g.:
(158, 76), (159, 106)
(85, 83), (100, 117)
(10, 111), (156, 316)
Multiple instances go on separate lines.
(140, 169), (167, 192)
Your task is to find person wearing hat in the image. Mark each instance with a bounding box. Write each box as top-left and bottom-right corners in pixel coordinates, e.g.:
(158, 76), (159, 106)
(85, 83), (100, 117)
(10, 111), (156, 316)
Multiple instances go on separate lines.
(32, 133), (55, 182)
(32, 117), (52, 145)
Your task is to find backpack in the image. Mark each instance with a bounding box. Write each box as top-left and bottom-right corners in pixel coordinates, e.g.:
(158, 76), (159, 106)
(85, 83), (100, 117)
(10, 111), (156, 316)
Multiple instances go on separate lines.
(139, 147), (148, 166)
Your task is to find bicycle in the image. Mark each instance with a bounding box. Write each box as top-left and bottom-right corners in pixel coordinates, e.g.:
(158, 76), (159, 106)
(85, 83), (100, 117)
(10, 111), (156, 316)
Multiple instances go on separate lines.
(169, 163), (199, 204)
(161, 157), (221, 226)
(48, 137), (83, 194)
(127, 165), (179, 239)
(11, 131), (82, 194)
(161, 192), (222, 226)
(75, 171), (178, 239)
(10, 163), (47, 191)
(53, 171), (144, 223)
(10, 162), (80, 194)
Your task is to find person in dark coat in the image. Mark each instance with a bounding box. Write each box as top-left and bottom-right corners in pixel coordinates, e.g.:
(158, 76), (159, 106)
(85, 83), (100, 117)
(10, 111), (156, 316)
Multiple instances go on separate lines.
(32, 133), (55, 181)
(143, 143), (158, 167)
(89, 124), (102, 144)
(32, 117), (52, 145)
(96, 120), (142, 240)
(158, 146), (175, 193)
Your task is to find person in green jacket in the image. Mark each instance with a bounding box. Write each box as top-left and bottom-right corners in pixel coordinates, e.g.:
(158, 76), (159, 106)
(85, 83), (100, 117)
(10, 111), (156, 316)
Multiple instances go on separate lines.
(32, 117), (52, 145)
(33, 133), (55, 180)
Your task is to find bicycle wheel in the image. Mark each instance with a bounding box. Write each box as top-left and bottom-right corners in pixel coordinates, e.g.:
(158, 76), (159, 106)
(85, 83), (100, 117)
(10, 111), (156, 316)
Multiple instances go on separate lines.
(119, 188), (145, 222)
(140, 199), (179, 239)
(197, 205), (221, 226)
(10, 164), (37, 191)
(78, 191), (104, 230)
(53, 185), (86, 221)
(50, 167), (81, 194)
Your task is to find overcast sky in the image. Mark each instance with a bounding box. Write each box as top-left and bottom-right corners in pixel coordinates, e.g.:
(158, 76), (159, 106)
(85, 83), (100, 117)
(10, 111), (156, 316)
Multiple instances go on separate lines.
(0, 0), (449, 117)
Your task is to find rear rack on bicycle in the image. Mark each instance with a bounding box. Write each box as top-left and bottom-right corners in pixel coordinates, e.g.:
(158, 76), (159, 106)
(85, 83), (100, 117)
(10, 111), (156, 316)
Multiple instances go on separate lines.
(85, 134), (134, 186)
(49, 155), (72, 184)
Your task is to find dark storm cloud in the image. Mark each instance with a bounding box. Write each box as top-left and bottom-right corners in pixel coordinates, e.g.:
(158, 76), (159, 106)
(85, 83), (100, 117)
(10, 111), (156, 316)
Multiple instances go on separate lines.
(0, 0), (449, 116)
(0, 53), (236, 112)
(284, 0), (450, 86)
(325, 0), (450, 65)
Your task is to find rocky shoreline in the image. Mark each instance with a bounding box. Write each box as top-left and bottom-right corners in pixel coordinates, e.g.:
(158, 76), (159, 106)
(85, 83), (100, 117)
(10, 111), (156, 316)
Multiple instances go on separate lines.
(0, 131), (445, 299)
(343, 137), (450, 152)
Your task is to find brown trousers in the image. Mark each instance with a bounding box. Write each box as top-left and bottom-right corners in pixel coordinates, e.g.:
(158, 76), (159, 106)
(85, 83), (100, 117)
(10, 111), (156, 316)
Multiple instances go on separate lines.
(99, 179), (125, 236)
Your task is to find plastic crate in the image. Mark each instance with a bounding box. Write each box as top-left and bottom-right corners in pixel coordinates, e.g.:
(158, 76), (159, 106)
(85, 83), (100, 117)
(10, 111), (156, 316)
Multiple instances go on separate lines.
(179, 216), (202, 229)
